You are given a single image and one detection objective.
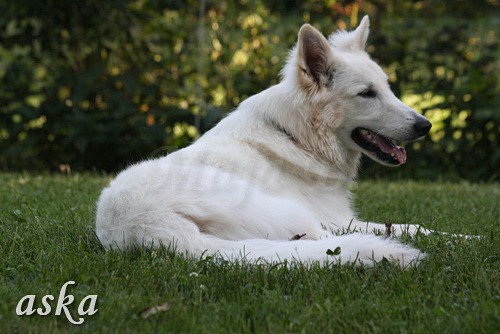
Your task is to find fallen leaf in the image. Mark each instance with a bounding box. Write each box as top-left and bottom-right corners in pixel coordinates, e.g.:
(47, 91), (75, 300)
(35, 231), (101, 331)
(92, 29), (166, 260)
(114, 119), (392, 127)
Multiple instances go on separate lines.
(290, 233), (307, 240)
(138, 302), (171, 319)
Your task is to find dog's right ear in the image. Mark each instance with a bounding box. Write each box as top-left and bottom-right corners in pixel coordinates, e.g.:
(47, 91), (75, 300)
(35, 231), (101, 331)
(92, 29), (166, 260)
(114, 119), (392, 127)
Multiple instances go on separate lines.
(297, 24), (334, 92)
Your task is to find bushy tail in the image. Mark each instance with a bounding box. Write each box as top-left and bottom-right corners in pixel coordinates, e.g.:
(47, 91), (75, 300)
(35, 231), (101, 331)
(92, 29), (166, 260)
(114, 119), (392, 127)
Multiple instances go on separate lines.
(98, 217), (423, 268)
(198, 233), (424, 267)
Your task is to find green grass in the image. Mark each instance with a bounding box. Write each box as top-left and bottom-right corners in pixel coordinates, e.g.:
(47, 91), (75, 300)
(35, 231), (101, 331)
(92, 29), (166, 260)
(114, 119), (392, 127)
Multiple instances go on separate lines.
(0, 173), (498, 333)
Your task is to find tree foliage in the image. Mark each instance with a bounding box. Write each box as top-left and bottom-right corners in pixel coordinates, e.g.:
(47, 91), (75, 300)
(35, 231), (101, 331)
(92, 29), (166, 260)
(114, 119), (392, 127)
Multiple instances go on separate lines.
(0, 0), (498, 180)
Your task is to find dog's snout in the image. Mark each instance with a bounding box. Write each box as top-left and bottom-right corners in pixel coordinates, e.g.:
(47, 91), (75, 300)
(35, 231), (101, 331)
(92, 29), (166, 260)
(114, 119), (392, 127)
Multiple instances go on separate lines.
(414, 119), (432, 137)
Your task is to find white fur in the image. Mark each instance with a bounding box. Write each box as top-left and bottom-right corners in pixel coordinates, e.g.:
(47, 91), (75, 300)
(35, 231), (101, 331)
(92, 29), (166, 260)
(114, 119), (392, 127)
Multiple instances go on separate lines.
(96, 17), (431, 267)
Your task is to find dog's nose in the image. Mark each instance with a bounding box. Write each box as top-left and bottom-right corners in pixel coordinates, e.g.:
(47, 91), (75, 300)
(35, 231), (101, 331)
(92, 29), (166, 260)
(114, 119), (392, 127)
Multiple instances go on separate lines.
(414, 119), (432, 136)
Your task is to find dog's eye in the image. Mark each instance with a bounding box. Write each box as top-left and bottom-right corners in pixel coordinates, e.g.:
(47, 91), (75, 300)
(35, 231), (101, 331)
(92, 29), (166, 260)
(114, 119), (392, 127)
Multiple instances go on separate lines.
(358, 89), (377, 98)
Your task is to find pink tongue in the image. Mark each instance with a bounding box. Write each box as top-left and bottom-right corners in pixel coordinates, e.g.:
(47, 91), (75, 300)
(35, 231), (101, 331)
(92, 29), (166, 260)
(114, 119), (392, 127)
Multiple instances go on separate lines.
(395, 147), (406, 164)
(372, 136), (407, 164)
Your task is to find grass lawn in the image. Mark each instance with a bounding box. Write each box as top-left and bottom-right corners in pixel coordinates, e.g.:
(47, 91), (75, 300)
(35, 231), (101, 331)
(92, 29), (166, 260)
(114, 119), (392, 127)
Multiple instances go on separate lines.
(0, 173), (498, 333)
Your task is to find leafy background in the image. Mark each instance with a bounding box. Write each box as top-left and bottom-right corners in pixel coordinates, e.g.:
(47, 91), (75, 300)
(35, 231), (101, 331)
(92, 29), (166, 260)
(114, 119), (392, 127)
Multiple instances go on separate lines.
(0, 0), (498, 181)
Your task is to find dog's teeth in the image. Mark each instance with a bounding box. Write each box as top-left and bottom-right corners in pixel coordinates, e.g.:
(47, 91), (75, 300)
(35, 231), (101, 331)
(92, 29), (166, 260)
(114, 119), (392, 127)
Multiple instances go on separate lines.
(361, 129), (372, 140)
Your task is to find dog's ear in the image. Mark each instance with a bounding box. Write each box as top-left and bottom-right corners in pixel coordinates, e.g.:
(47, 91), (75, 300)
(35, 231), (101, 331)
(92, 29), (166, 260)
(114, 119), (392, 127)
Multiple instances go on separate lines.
(328, 15), (370, 51)
(353, 15), (370, 50)
(297, 24), (333, 91)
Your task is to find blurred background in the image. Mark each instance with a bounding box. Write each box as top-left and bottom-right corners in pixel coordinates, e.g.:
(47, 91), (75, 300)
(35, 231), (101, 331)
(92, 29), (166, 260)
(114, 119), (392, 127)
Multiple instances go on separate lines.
(0, 0), (498, 181)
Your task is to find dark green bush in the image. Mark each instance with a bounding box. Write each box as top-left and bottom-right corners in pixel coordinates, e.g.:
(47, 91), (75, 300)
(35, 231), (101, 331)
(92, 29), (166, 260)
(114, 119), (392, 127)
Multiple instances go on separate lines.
(0, 1), (498, 180)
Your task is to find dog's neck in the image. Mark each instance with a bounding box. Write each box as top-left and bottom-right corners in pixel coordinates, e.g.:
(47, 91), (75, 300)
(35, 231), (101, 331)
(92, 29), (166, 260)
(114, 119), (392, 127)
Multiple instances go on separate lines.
(234, 85), (360, 184)
(267, 117), (297, 143)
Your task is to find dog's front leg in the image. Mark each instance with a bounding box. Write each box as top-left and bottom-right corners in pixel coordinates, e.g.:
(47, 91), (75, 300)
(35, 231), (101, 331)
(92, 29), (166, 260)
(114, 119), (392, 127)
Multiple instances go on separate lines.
(344, 221), (479, 239)
(338, 220), (432, 237)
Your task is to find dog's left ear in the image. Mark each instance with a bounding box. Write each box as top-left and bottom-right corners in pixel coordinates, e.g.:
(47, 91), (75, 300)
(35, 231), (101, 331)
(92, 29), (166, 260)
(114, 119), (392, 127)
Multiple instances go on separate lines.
(297, 24), (334, 91)
(329, 15), (370, 51)
(353, 15), (370, 50)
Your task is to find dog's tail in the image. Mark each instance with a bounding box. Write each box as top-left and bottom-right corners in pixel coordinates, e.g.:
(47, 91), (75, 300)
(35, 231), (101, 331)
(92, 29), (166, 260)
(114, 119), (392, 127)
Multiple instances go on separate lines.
(97, 213), (424, 267)
(197, 233), (424, 267)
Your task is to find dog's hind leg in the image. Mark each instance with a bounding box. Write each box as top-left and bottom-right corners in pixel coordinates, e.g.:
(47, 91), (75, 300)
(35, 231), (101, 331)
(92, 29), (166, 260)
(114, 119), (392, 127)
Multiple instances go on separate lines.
(96, 191), (425, 267)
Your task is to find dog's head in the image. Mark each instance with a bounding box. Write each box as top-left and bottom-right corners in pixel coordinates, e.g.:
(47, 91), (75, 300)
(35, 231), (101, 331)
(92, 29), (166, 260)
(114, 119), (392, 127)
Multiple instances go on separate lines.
(283, 16), (431, 167)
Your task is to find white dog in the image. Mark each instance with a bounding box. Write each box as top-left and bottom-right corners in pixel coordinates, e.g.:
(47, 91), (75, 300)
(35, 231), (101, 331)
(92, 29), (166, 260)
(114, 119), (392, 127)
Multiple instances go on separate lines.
(96, 16), (433, 267)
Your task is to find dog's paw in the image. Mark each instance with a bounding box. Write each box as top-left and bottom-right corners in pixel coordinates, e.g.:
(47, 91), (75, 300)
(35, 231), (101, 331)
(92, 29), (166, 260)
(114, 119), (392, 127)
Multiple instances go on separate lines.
(429, 231), (481, 240)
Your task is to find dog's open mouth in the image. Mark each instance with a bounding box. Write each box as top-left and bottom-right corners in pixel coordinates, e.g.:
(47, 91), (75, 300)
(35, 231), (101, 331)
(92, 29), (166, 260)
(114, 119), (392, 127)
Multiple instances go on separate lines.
(351, 128), (406, 165)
